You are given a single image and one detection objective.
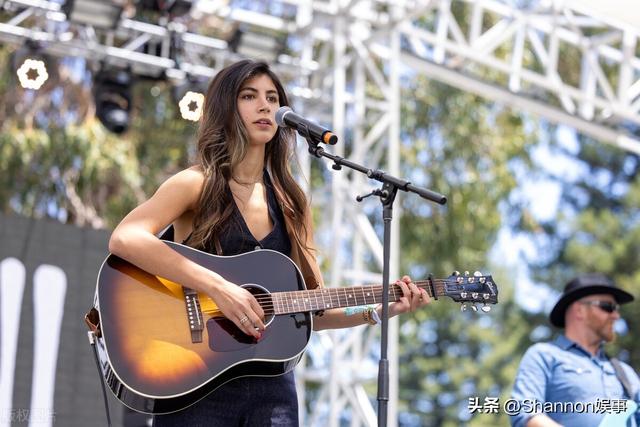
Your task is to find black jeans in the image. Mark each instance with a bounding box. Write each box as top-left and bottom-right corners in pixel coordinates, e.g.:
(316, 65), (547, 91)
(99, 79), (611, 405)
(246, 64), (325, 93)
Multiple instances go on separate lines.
(153, 372), (299, 427)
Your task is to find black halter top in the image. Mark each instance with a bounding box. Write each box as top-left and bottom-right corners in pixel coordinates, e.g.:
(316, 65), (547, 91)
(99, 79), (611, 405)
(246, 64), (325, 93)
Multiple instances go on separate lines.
(207, 170), (292, 257)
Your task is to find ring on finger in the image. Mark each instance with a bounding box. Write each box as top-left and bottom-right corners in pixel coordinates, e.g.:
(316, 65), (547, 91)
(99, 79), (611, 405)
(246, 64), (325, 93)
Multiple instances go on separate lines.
(240, 315), (249, 324)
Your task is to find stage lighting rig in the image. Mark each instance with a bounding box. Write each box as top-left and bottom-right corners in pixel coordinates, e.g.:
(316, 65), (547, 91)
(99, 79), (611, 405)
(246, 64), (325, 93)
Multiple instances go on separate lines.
(93, 68), (133, 134)
(62, 0), (125, 29)
(228, 26), (284, 63)
(138, 0), (194, 17)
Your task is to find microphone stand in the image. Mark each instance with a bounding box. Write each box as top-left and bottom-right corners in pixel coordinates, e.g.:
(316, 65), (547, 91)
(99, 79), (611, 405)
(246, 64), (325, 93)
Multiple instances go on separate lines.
(300, 130), (446, 427)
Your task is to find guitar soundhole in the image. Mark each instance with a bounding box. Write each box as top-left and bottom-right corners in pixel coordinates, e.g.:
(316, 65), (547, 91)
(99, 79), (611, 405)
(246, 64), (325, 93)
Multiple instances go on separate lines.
(207, 284), (274, 352)
(244, 283), (276, 327)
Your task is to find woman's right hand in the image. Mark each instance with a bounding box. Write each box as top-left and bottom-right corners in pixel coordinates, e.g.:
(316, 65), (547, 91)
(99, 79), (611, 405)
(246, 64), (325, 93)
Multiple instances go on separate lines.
(209, 280), (265, 338)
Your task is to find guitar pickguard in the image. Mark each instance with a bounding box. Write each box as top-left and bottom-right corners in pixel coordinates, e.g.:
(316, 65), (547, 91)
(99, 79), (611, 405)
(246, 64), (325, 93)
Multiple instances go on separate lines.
(207, 318), (258, 351)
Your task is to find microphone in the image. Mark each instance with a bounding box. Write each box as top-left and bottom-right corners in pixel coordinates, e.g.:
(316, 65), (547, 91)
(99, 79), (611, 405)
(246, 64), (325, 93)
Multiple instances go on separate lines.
(275, 106), (338, 145)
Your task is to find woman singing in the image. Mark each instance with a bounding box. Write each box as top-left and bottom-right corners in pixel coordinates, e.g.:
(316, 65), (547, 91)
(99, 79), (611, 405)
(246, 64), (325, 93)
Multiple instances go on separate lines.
(108, 59), (430, 426)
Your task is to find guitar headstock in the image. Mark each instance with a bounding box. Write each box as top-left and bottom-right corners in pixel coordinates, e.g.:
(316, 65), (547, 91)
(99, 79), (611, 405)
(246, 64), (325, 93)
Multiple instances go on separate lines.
(442, 271), (498, 312)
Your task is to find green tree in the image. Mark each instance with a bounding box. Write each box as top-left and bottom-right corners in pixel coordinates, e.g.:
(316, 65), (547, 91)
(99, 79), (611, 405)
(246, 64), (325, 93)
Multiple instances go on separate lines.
(0, 45), (195, 227)
(396, 75), (538, 426)
(517, 131), (640, 369)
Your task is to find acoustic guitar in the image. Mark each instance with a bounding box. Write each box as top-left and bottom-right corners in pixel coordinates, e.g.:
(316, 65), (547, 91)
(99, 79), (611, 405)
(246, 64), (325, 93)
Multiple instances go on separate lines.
(88, 241), (499, 414)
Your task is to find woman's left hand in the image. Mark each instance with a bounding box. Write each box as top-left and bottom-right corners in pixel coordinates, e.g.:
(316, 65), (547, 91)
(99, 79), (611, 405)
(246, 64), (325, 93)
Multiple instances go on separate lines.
(387, 275), (430, 318)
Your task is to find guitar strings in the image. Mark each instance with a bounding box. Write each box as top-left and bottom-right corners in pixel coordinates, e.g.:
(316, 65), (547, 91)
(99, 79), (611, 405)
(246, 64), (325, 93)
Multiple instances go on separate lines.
(247, 281), (448, 304)
(247, 281), (450, 314)
(202, 278), (489, 316)
(203, 285), (421, 316)
(248, 280), (448, 300)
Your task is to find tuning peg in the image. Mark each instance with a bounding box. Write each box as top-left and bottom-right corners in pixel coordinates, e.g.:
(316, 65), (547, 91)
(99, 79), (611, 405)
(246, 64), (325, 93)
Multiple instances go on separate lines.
(474, 271), (485, 283)
(472, 292), (479, 299)
(481, 304), (492, 313)
(470, 304), (478, 312)
(460, 303), (467, 312)
(452, 270), (460, 277)
(464, 270), (470, 276)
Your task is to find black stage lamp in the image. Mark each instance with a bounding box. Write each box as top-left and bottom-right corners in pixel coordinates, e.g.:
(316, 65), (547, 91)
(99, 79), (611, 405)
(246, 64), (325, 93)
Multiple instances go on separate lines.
(138, 0), (194, 17)
(228, 27), (284, 63)
(93, 68), (133, 134)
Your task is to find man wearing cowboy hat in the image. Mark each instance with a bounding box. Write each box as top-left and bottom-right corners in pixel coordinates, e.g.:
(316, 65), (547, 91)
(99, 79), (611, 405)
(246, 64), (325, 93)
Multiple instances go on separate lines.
(510, 274), (639, 427)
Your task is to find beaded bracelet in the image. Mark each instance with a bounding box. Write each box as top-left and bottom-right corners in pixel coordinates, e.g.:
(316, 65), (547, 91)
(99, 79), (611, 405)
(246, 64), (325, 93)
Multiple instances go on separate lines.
(345, 305), (379, 325)
(362, 307), (378, 325)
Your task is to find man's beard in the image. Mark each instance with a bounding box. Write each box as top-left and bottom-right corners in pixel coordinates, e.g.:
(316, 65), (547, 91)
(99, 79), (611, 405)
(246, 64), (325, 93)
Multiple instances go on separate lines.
(600, 323), (616, 343)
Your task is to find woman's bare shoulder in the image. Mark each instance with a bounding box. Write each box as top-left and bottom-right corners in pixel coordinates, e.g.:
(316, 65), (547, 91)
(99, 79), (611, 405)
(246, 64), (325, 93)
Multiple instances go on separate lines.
(163, 166), (204, 189)
(155, 166), (205, 207)
(175, 165), (204, 181)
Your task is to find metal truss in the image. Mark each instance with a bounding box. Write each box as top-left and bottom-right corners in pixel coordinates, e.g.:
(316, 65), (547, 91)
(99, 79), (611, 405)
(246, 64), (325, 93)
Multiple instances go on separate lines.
(0, 1), (401, 425)
(398, 0), (640, 154)
(2, 1), (640, 427)
(288, 6), (404, 426)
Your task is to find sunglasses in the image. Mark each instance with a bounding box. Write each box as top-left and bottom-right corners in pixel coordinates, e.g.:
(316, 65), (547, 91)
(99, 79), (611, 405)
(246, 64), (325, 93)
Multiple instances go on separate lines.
(580, 300), (620, 313)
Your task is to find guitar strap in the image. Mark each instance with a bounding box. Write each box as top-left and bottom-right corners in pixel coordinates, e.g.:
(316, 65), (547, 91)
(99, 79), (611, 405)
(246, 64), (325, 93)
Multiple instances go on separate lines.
(610, 357), (637, 399)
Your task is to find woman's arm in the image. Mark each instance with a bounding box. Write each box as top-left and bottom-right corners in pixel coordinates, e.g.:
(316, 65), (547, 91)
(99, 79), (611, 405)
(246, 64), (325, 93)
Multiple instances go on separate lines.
(312, 276), (430, 331)
(291, 205), (429, 331)
(108, 167), (264, 338)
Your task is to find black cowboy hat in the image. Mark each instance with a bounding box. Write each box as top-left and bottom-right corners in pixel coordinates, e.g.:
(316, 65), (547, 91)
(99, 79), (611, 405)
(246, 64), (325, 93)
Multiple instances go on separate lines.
(549, 273), (634, 328)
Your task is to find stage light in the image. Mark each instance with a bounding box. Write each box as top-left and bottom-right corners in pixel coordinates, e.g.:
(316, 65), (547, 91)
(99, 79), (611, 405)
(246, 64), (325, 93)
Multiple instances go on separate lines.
(11, 40), (52, 91)
(16, 58), (49, 90)
(138, 0), (194, 17)
(172, 78), (207, 122)
(62, 0), (124, 29)
(178, 91), (204, 121)
(93, 68), (133, 134)
(228, 27), (284, 63)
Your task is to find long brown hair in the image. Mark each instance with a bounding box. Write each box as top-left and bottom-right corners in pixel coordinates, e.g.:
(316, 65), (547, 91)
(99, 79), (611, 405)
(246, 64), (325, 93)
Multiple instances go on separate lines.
(185, 60), (310, 254)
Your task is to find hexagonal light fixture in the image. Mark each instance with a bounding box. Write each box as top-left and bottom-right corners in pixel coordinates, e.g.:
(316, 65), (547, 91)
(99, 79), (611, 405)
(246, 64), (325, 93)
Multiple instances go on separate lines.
(178, 91), (205, 122)
(16, 58), (49, 90)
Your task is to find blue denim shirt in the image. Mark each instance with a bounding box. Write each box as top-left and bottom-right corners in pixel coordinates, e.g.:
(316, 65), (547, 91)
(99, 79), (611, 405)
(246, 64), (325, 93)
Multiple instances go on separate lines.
(510, 335), (640, 427)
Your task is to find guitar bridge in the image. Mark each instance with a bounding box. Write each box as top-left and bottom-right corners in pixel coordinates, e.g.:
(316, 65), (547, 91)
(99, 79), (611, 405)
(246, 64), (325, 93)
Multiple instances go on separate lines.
(184, 288), (204, 343)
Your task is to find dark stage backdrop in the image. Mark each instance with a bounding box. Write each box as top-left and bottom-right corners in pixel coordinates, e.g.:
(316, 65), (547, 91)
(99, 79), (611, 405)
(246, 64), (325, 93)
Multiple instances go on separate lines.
(0, 213), (148, 427)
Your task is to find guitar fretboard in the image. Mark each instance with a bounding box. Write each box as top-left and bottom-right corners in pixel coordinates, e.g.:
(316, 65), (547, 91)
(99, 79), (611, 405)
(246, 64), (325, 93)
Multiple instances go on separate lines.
(268, 280), (442, 315)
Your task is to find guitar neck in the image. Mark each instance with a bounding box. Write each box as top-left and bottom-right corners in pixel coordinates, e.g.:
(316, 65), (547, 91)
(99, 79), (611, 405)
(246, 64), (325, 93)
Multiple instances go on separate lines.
(268, 279), (444, 315)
